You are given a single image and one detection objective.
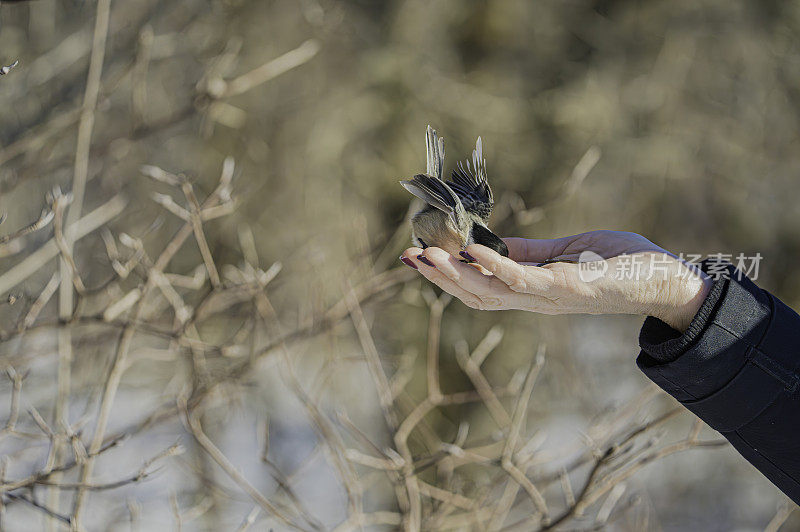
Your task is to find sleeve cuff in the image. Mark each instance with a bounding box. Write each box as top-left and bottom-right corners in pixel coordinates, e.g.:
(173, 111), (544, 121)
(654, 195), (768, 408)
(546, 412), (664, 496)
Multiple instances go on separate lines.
(636, 259), (773, 409)
(638, 259), (729, 364)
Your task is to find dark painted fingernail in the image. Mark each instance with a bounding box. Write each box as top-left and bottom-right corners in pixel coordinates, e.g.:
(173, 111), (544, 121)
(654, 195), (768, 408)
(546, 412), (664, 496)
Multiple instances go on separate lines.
(400, 257), (418, 270)
(417, 255), (435, 267)
(459, 251), (477, 263)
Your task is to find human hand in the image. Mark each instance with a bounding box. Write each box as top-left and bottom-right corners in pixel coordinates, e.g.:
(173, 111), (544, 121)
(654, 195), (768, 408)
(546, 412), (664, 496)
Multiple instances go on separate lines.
(400, 231), (712, 332)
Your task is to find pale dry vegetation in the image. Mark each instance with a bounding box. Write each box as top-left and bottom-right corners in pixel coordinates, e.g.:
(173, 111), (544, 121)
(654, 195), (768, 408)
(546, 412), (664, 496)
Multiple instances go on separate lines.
(0, 0), (798, 530)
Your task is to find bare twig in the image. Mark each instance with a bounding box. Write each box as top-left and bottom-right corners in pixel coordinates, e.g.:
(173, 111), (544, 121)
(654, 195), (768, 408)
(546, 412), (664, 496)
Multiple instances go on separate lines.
(0, 195), (127, 298)
(205, 39), (320, 99)
(180, 399), (311, 531)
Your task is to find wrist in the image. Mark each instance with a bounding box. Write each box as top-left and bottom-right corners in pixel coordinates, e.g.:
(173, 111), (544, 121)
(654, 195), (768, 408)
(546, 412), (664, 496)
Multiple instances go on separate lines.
(651, 266), (713, 332)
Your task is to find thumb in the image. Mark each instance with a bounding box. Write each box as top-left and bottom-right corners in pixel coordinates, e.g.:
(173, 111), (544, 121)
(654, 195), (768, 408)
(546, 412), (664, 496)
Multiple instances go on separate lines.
(501, 236), (577, 263)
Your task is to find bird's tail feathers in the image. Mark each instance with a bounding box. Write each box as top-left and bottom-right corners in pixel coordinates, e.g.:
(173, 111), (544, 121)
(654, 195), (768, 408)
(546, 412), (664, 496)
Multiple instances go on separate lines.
(425, 125), (445, 180)
(471, 136), (487, 185)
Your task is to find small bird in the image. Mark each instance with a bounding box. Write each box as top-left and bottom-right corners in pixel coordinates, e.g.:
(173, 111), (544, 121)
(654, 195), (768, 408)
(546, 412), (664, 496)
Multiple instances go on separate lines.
(400, 126), (508, 259)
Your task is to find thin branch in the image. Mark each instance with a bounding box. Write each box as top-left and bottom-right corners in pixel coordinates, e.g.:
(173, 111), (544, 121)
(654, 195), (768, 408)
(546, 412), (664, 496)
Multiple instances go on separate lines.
(180, 400), (310, 531)
(0, 195), (127, 298)
(4, 493), (71, 525)
(206, 39), (320, 99)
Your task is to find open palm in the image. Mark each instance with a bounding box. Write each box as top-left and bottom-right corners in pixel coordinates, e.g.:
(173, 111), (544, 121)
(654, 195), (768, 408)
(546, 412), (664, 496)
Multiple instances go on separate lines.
(401, 231), (710, 332)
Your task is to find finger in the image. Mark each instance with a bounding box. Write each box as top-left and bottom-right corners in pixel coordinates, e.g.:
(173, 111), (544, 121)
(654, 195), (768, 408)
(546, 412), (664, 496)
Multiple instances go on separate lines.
(502, 236), (578, 263)
(400, 246), (424, 269)
(464, 244), (555, 293)
(400, 247), (490, 309)
(400, 246), (425, 265)
(419, 247), (519, 304)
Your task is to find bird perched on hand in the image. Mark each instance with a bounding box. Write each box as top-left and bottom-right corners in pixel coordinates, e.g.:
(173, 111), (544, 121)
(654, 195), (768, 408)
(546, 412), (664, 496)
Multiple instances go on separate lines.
(400, 125), (508, 259)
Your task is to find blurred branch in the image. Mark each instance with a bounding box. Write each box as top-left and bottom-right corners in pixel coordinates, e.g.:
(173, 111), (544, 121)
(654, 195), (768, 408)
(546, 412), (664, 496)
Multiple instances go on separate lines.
(0, 195), (127, 298)
(4, 493), (70, 526)
(72, 159), (235, 521)
(765, 500), (797, 532)
(204, 39), (320, 99)
(0, 1), (765, 528)
(180, 399), (313, 531)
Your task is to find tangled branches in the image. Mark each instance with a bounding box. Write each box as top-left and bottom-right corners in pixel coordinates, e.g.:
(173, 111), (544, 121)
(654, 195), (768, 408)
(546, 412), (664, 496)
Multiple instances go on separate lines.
(0, 142), (731, 529)
(1, 0), (793, 530)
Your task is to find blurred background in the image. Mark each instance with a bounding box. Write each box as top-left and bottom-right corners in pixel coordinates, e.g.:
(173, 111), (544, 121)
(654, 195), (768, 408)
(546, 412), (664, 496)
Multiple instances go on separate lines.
(0, 0), (798, 530)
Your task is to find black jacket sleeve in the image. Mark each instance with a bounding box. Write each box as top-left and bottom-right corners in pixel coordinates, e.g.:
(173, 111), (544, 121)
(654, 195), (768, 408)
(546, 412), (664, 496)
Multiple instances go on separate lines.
(637, 259), (800, 505)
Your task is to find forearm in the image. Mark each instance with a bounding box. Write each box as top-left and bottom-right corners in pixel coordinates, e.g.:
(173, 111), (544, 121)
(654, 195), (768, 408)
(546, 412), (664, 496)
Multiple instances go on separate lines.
(636, 259), (800, 504)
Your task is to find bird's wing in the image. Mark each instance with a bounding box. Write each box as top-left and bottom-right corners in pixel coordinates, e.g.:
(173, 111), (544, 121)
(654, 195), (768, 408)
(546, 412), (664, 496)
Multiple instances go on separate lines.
(449, 136), (494, 221)
(426, 125), (445, 180)
(400, 173), (466, 228)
